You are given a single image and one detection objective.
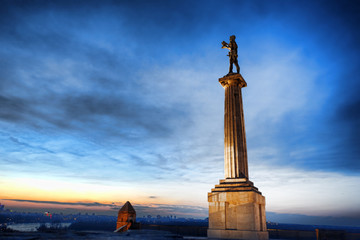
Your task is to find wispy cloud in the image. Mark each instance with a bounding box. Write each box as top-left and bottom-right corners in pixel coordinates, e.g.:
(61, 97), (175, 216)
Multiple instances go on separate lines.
(3, 198), (208, 218)
(3, 199), (116, 208)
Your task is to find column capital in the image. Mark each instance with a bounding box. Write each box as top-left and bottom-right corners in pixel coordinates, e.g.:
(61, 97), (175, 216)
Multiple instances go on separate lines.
(219, 73), (247, 88)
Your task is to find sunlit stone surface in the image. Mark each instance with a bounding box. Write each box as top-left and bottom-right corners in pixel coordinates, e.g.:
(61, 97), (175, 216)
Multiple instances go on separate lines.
(208, 74), (268, 240)
(116, 201), (136, 232)
(219, 74), (248, 179)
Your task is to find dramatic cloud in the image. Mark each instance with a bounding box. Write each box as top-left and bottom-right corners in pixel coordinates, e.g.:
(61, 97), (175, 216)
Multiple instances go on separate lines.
(0, 0), (359, 225)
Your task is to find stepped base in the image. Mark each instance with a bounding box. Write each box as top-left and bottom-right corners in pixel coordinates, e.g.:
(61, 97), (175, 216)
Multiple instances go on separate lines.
(208, 178), (268, 240)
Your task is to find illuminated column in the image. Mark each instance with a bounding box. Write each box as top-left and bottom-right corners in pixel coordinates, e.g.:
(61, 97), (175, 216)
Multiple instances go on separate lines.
(219, 74), (248, 179)
(208, 73), (268, 240)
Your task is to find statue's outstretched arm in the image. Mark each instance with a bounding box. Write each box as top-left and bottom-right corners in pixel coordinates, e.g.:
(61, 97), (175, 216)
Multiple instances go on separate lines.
(221, 41), (231, 50)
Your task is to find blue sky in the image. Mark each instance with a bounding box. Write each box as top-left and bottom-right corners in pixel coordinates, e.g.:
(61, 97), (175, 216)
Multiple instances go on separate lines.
(0, 0), (360, 226)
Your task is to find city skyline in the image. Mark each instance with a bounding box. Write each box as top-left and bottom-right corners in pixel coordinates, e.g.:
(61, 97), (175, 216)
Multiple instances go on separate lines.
(1, 0), (359, 226)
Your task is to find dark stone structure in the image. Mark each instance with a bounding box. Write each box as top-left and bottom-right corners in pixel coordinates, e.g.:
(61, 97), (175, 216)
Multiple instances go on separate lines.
(115, 201), (139, 232)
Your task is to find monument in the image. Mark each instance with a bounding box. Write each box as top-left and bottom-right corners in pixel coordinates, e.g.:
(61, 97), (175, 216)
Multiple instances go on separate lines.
(207, 35), (268, 240)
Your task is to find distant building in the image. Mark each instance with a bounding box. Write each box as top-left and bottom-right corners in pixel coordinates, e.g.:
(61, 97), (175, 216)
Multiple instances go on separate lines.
(0, 203), (4, 211)
(44, 211), (52, 219)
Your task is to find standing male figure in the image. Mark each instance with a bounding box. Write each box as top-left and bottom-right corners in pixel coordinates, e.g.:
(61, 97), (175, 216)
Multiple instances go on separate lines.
(222, 35), (240, 74)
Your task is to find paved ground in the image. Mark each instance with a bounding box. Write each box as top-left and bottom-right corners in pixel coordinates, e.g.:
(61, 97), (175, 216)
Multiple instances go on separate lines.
(1, 229), (289, 240)
(0, 229), (198, 240)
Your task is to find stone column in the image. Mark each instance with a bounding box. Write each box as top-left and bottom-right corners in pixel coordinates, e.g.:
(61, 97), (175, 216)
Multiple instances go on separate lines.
(220, 74), (248, 179)
(208, 73), (268, 240)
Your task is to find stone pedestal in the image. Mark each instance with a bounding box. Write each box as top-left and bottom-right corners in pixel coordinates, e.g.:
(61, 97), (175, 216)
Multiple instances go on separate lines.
(208, 73), (268, 239)
(208, 179), (268, 240)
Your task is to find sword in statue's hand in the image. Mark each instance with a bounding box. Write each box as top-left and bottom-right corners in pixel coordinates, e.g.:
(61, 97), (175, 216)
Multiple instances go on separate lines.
(222, 41), (230, 56)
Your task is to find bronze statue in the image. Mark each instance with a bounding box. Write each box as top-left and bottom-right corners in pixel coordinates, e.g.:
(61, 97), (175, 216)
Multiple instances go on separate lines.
(222, 35), (240, 74)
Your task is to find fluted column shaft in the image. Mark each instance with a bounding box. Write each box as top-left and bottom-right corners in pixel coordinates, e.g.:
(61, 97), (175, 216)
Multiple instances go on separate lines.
(219, 74), (248, 179)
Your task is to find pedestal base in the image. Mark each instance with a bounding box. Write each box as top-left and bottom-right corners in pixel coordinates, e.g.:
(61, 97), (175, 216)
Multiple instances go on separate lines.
(208, 178), (268, 240)
(208, 229), (269, 240)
